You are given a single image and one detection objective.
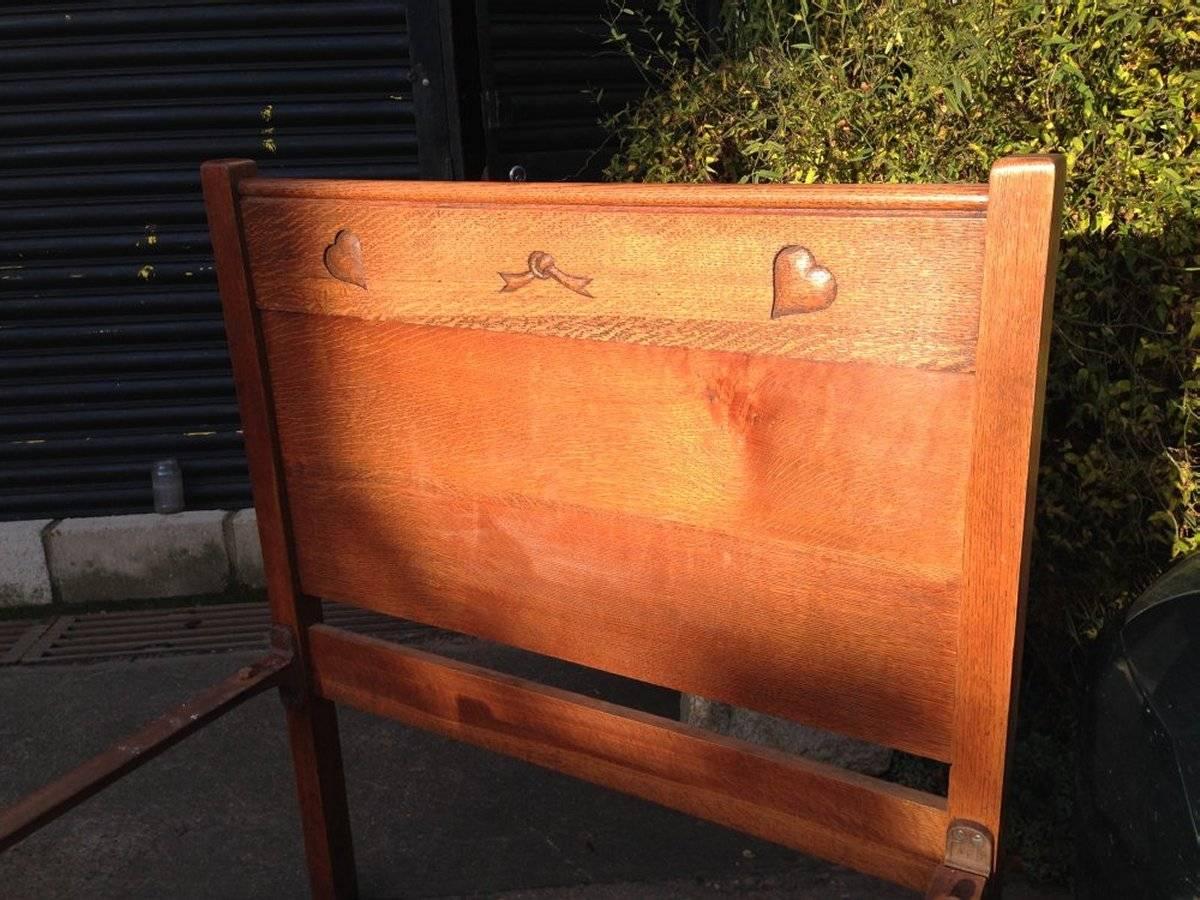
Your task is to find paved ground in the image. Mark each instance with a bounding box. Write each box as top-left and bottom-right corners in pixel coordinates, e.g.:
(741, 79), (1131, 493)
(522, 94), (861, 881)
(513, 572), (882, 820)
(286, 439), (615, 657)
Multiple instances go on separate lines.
(0, 631), (1064, 899)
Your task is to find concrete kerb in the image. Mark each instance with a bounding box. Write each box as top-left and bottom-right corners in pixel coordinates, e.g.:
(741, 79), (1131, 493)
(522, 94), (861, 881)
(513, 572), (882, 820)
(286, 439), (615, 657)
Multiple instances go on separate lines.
(0, 508), (268, 612)
(5, 509), (267, 610)
(0, 519), (55, 608)
(45, 511), (232, 605)
(681, 694), (894, 775)
(223, 508), (265, 591)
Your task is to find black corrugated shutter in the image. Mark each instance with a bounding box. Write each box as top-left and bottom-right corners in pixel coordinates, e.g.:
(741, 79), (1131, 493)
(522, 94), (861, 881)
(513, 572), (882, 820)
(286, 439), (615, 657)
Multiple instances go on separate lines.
(0, 1), (457, 521)
(476, 0), (662, 182)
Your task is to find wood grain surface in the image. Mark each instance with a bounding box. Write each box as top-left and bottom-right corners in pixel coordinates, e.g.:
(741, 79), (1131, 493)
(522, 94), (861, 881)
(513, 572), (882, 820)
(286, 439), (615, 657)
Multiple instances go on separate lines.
(263, 314), (974, 572)
(308, 624), (947, 891)
(201, 159), (358, 898)
(948, 157), (1065, 853)
(242, 197), (985, 370)
(290, 474), (959, 760)
(238, 176), (989, 212)
(203, 157), (1065, 896)
(263, 313), (971, 759)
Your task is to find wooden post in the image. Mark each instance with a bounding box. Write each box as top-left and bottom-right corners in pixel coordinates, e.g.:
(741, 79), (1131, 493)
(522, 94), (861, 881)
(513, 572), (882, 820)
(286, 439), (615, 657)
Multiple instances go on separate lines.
(947, 156), (1065, 864)
(201, 159), (358, 900)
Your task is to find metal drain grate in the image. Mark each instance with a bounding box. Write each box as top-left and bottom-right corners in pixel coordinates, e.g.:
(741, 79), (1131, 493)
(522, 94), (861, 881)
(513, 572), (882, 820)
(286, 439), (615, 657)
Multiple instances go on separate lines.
(1, 601), (432, 666)
(0, 619), (53, 664)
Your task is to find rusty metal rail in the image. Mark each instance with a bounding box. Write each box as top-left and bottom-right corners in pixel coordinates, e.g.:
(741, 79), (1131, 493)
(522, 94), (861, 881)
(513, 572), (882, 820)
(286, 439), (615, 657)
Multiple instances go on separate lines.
(0, 626), (295, 853)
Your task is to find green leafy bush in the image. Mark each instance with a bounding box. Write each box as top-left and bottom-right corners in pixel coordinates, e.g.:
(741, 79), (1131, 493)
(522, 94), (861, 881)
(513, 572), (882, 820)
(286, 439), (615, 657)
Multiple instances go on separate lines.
(608, 0), (1199, 648)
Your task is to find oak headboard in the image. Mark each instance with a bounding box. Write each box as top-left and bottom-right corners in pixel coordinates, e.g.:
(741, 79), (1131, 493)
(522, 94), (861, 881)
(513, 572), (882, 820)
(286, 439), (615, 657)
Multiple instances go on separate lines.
(201, 156), (1064, 897)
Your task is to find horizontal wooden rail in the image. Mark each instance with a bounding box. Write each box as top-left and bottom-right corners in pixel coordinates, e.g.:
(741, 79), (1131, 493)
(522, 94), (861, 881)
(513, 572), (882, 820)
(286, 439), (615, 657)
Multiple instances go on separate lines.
(236, 175), (989, 213)
(308, 624), (947, 890)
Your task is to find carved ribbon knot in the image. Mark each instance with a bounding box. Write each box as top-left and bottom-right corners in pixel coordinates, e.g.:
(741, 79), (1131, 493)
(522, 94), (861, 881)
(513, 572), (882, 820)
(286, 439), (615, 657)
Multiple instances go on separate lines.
(499, 251), (593, 298)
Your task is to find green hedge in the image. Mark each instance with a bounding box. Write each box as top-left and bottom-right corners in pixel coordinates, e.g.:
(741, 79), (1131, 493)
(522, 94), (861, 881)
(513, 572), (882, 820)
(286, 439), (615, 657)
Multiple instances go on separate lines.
(608, 0), (1199, 647)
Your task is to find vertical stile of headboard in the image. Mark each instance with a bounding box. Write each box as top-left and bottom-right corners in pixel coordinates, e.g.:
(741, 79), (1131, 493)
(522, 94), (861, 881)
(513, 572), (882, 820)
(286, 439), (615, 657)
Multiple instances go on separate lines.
(949, 157), (1065, 861)
(201, 160), (358, 898)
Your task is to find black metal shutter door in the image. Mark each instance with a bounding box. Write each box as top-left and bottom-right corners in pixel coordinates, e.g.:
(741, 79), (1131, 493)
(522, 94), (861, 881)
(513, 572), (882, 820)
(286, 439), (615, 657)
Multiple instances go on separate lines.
(476, 0), (659, 182)
(0, 1), (454, 521)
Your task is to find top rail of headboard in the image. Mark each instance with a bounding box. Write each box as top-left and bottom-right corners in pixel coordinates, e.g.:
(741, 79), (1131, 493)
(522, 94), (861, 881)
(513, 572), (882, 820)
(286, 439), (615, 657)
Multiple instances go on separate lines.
(236, 174), (990, 213)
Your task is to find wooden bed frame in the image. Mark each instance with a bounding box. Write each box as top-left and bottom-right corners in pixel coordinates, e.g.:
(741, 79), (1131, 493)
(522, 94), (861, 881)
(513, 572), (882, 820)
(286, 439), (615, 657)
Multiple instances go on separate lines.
(0, 156), (1064, 899)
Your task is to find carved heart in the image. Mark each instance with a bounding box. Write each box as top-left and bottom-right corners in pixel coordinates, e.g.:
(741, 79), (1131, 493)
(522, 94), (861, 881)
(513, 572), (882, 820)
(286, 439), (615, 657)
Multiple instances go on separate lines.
(324, 230), (367, 289)
(771, 245), (836, 318)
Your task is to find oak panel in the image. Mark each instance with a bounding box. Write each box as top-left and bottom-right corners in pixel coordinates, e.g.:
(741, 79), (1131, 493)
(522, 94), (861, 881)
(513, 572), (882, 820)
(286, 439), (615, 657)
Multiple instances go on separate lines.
(291, 471), (960, 758)
(309, 624), (947, 890)
(285, 476), (959, 760)
(242, 196), (985, 370)
(263, 314), (975, 573)
(263, 314), (970, 758)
